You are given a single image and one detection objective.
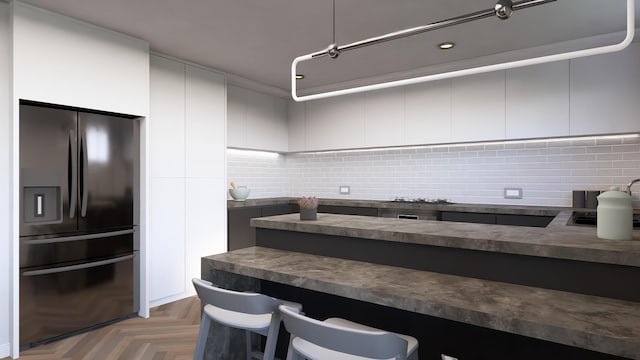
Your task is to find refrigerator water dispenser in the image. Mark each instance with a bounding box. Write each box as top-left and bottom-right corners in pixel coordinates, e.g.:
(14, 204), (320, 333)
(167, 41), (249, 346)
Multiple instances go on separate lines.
(23, 186), (61, 223)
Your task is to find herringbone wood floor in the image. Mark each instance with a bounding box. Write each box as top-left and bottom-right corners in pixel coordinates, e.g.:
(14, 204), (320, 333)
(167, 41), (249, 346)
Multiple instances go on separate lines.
(7, 296), (202, 360)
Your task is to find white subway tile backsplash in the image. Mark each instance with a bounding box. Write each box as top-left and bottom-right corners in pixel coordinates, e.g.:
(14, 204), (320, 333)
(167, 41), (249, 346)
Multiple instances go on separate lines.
(227, 139), (640, 206)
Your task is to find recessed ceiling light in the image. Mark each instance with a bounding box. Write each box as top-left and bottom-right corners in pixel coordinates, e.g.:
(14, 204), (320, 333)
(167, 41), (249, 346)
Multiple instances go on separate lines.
(438, 42), (455, 50)
(295, 74), (305, 80)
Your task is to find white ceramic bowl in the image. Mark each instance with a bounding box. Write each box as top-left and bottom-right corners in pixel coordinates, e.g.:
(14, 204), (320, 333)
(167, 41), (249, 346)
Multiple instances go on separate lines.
(229, 187), (250, 201)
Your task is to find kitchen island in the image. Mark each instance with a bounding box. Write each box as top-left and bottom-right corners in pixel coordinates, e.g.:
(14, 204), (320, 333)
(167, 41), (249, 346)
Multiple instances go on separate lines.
(202, 246), (640, 360)
(209, 209), (640, 359)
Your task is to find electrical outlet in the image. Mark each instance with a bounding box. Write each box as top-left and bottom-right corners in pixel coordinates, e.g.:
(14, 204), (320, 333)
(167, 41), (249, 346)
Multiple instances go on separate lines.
(504, 187), (523, 199)
(339, 186), (350, 195)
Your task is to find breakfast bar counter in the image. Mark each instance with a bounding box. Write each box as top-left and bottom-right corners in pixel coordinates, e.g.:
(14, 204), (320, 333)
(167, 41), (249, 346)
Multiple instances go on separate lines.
(202, 247), (640, 360)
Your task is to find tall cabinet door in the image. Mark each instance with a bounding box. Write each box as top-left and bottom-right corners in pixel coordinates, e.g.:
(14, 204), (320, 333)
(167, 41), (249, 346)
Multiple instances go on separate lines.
(20, 105), (78, 237)
(78, 112), (134, 232)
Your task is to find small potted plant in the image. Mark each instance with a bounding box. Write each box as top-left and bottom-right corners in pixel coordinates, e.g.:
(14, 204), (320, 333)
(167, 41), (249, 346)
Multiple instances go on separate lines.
(298, 196), (319, 221)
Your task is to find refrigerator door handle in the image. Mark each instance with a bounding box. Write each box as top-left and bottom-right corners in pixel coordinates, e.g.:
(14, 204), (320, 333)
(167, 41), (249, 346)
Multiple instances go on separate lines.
(23, 228), (134, 245)
(80, 132), (89, 217)
(69, 131), (77, 219)
(22, 254), (135, 276)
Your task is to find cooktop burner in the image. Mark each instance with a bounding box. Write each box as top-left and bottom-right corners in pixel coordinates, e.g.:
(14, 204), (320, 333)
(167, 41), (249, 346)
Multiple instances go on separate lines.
(391, 198), (455, 205)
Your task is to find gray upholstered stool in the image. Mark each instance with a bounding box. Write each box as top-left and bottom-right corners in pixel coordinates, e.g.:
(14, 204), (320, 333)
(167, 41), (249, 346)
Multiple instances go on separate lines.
(279, 304), (419, 360)
(192, 278), (302, 360)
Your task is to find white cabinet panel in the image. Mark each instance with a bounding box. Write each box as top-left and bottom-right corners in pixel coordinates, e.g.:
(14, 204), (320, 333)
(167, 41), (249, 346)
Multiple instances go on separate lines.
(506, 61), (569, 139)
(364, 87), (404, 147)
(227, 85), (247, 148)
(149, 178), (185, 301)
(186, 65), (226, 178)
(185, 178), (227, 285)
(287, 100), (306, 152)
(246, 89), (288, 152)
(570, 42), (640, 135)
(404, 80), (452, 145)
(452, 71), (506, 142)
(13, 3), (149, 116)
(149, 56), (185, 178)
(0, 2), (10, 351)
(306, 93), (365, 151)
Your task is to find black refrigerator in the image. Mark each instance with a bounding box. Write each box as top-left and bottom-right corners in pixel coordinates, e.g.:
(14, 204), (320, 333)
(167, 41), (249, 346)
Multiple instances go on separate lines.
(19, 103), (137, 349)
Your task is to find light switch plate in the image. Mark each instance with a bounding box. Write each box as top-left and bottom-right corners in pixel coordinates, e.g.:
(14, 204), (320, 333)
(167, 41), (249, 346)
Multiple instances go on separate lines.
(339, 185), (350, 195)
(504, 187), (523, 199)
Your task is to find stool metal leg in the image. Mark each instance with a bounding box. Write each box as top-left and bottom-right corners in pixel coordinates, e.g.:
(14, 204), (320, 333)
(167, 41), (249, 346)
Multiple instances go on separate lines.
(194, 313), (212, 360)
(262, 312), (281, 360)
(245, 329), (253, 360)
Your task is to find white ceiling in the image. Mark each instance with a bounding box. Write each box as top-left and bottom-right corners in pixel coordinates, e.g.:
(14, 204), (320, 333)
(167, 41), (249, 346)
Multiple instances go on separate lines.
(21, 0), (639, 96)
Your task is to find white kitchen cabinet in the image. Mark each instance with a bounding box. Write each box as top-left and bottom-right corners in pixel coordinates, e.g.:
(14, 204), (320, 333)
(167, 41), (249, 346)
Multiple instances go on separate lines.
(227, 85), (288, 152)
(226, 85), (248, 148)
(451, 71), (506, 142)
(149, 178), (186, 301)
(570, 42), (640, 135)
(149, 58), (226, 305)
(13, 2), (149, 116)
(149, 56), (186, 178)
(246, 89), (288, 152)
(506, 61), (570, 139)
(0, 2), (10, 355)
(185, 65), (226, 178)
(185, 178), (226, 287)
(364, 87), (405, 147)
(404, 80), (452, 145)
(288, 100), (306, 152)
(306, 93), (365, 151)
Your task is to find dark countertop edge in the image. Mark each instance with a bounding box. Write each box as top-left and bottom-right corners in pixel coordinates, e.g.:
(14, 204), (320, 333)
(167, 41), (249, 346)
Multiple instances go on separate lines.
(251, 214), (640, 268)
(203, 251), (640, 359)
(227, 197), (566, 215)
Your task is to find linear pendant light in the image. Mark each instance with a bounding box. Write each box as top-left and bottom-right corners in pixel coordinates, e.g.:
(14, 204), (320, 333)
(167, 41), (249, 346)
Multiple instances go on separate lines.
(291, 0), (635, 102)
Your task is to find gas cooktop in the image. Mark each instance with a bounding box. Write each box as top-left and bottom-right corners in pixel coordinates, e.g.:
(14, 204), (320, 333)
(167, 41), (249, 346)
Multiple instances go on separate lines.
(390, 198), (455, 205)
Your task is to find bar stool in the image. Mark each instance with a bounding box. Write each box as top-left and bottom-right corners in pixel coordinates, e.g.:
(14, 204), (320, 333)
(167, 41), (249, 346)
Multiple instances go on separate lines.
(279, 305), (419, 360)
(192, 278), (302, 360)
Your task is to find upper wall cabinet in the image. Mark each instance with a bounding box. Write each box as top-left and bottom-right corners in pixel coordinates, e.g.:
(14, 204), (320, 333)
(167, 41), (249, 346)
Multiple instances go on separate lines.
(287, 100), (306, 152)
(149, 56), (186, 178)
(506, 61), (569, 139)
(185, 65), (226, 178)
(246, 90), (288, 152)
(364, 87), (405, 147)
(570, 42), (640, 135)
(227, 85), (288, 152)
(306, 93), (365, 151)
(404, 80), (452, 145)
(451, 71), (506, 142)
(227, 85), (248, 148)
(13, 3), (149, 116)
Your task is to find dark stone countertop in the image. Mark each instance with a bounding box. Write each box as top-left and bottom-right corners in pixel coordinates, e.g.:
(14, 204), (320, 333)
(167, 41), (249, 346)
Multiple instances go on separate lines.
(202, 247), (640, 359)
(251, 213), (640, 267)
(228, 197), (563, 216)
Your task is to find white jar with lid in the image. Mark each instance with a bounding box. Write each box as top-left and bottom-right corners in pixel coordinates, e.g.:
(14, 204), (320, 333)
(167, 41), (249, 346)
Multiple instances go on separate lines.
(597, 186), (633, 240)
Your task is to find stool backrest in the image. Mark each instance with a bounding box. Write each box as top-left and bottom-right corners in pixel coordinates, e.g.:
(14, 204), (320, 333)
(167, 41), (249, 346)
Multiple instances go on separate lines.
(279, 305), (408, 360)
(192, 278), (280, 315)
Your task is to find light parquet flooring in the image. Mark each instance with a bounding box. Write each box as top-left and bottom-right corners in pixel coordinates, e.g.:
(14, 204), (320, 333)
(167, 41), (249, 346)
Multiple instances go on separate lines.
(10, 296), (203, 360)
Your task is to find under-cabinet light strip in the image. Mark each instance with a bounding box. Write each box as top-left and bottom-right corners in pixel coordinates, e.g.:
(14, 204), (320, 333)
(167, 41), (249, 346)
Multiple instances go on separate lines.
(291, 0), (634, 102)
(299, 134), (640, 155)
(227, 148), (281, 158)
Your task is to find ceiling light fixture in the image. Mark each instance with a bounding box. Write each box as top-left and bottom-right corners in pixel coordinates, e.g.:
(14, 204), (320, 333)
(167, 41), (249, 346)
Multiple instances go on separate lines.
(438, 42), (455, 50)
(295, 74), (305, 80)
(291, 0), (635, 102)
